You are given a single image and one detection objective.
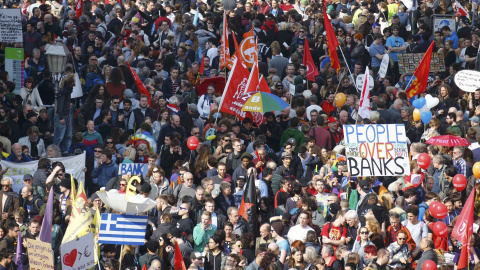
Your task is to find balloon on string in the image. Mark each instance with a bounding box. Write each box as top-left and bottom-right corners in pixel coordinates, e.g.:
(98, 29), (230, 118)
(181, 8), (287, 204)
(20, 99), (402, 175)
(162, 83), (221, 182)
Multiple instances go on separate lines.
(425, 94), (440, 109)
(412, 98), (426, 109)
(417, 153), (431, 170)
(335, 93), (346, 107)
(452, 174), (467, 191)
(413, 109), (421, 121)
(419, 104), (430, 113)
(432, 221), (448, 237)
(473, 162), (480, 178)
(421, 111), (432, 124)
(187, 136), (200, 150)
(422, 260), (438, 270)
(430, 203), (448, 219)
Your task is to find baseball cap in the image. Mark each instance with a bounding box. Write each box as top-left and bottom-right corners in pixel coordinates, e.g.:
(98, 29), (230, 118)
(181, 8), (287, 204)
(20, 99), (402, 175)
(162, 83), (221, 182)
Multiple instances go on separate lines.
(470, 116), (480, 123)
(23, 174), (33, 181)
(327, 117), (338, 124)
(281, 152), (292, 159)
(276, 82), (283, 88)
(346, 23), (354, 29)
(287, 138), (296, 144)
(190, 251), (204, 260)
(359, 180), (370, 192)
(329, 203), (341, 216)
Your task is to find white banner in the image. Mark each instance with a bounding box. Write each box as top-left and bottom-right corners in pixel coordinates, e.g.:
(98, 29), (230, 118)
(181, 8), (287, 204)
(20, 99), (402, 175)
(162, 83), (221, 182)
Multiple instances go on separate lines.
(0, 152), (86, 193)
(72, 72), (83, 99)
(61, 233), (95, 270)
(118, 163), (148, 178)
(343, 124), (410, 177)
(0, 9), (22, 43)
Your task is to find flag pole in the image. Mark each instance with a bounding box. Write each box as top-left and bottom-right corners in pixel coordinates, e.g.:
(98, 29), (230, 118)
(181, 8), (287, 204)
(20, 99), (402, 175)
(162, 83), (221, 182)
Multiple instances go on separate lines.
(119, 245), (124, 270)
(338, 48), (356, 90)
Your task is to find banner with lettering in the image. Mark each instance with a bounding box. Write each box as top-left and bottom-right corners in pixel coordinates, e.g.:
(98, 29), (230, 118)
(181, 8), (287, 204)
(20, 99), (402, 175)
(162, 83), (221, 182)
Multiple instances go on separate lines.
(118, 163), (149, 178)
(343, 124), (410, 177)
(0, 152), (86, 192)
(26, 239), (54, 270)
(0, 9), (22, 43)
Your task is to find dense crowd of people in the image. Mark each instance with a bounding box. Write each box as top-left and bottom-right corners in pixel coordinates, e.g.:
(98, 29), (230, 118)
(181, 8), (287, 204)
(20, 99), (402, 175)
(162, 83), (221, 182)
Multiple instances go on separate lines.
(0, 0), (474, 269)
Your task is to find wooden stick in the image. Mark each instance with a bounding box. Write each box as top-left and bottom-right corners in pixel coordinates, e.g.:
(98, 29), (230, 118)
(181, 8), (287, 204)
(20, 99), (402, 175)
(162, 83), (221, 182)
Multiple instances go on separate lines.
(119, 245), (124, 270)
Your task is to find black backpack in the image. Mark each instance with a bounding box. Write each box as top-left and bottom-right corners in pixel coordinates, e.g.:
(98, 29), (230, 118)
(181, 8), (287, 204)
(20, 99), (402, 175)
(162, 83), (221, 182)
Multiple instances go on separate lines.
(261, 23), (276, 46)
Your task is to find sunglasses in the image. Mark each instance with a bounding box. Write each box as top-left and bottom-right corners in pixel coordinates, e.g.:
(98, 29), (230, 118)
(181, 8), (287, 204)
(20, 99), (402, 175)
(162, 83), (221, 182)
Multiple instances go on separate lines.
(138, 149), (144, 152)
(113, 102), (119, 104)
(153, 170), (160, 173)
(94, 150), (102, 153)
(179, 207), (187, 210)
(106, 141), (113, 144)
(397, 238), (406, 240)
(299, 31), (305, 33)
(233, 244), (243, 247)
(360, 231), (368, 234)
(119, 183), (126, 187)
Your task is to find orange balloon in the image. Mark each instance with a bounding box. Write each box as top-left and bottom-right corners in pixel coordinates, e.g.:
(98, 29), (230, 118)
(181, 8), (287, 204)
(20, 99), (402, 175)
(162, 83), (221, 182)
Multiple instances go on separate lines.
(473, 162), (480, 178)
(413, 109), (421, 121)
(335, 93), (346, 107)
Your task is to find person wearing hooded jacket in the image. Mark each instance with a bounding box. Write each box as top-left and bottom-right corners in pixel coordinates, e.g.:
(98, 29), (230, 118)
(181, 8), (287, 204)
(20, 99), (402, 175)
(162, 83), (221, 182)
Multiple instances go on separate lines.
(54, 74), (74, 153)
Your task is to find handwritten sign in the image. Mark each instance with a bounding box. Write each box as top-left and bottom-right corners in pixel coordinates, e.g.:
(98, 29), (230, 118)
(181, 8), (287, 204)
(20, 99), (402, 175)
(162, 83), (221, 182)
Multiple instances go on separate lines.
(5, 48), (24, 93)
(118, 163), (149, 177)
(343, 124), (410, 177)
(26, 239), (54, 270)
(454, 70), (480, 93)
(355, 74), (374, 92)
(0, 9), (22, 43)
(61, 233), (95, 270)
(378, 54), (389, 78)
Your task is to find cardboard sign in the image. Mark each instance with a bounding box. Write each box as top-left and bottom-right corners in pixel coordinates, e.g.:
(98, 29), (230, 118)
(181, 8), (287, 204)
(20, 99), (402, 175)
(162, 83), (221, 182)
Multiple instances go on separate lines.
(454, 70), (480, 93)
(0, 9), (22, 43)
(26, 239), (54, 270)
(61, 233), (96, 270)
(355, 74), (374, 91)
(378, 54), (389, 78)
(343, 124), (410, 177)
(5, 48), (24, 93)
(118, 163), (149, 177)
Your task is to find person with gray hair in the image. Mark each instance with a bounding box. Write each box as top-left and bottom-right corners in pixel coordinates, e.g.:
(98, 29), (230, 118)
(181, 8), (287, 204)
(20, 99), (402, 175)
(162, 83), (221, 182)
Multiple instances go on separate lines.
(389, 196), (407, 221)
(345, 210), (360, 249)
(410, 142), (426, 160)
(415, 237), (438, 270)
(322, 244), (342, 269)
(215, 182), (236, 216)
(453, 146), (467, 177)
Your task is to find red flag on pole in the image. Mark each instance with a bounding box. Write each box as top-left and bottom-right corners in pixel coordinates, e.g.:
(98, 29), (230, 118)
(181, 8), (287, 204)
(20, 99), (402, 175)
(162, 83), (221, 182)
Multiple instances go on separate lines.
(174, 241), (187, 270)
(126, 62), (151, 106)
(220, 11), (230, 70)
(323, 6), (341, 70)
(303, 38), (319, 81)
(245, 39), (259, 93)
(405, 41), (434, 99)
(451, 189), (475, 269)
(218, 57), (250, 115)
(196, 55), (205, 86)
(456, 0), (469, 17)
(75, 0), (83, 20)
(238, 170), (257, 232)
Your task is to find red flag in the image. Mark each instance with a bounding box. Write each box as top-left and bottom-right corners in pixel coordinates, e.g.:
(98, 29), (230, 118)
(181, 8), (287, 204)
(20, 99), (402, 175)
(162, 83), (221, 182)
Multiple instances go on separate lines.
(174, 241), (187, 270)
(75, 0), (83, 20)
(452, 189), (475, 269)
(237, 28), (256, 68)
(245, 39), (259, 93)
(405, 41), (434, 99)
(456, 0), (469, 17)
(196, 55), (205, 86)
(126, 62), (151, 106)
(239, 170), (257, 232)
(323, 6), (341, 70)
(303, 38), (319, 81)
(142, 265), (147, 270)
(220, 11), (230, 70)
(219, 57), (250, 116)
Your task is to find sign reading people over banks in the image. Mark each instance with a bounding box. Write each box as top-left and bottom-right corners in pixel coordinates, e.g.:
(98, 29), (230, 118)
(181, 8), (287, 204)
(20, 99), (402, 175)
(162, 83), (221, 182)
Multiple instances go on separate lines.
(343, 124), (410, 177)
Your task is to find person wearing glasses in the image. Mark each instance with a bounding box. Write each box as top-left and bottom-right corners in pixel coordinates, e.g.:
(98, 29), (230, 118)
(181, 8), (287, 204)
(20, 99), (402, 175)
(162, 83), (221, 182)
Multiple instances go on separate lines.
(353, 227), (374, 267)
(386, 230), (411, 269)
(384, 212), (416, 254)
(92, 148), (119, 189)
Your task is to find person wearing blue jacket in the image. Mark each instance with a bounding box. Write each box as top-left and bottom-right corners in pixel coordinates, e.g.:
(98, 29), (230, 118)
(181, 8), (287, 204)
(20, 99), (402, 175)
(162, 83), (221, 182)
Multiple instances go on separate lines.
(92, 148), (118, 188)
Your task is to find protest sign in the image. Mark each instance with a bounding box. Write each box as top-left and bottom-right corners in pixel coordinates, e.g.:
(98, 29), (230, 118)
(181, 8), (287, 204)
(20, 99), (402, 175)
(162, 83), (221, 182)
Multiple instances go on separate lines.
(0, 9), (22, 43)
(61, 233), (96, 270)
(0, 152), (86, 192)
(118, 163), (149, 178)
(378, 54), (389, 78)
(454, 70), (480, 93)
(72, 72), (83, 98)
(343, 124), (410, 177)
(5, 48), (24, 93)
(355, 74), (374, 91)
(26, 239), (54, 270)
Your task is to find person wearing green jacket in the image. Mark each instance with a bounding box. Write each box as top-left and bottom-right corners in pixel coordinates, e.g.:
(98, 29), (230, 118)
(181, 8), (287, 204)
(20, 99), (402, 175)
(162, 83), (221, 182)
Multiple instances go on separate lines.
(279, 117), (305, 152)
(446, 112), (463, 137)
(193, 211), (217, 252)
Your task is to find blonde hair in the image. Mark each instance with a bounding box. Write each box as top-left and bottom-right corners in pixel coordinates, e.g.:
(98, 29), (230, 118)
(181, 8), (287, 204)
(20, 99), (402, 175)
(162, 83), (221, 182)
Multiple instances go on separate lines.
(366, 218), (381, 235)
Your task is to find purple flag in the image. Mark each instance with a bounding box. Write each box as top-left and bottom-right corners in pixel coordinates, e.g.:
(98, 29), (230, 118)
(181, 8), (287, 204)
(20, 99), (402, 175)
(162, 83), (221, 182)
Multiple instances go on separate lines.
(15, 233), (23, 269)
(39, 186), (54, 243)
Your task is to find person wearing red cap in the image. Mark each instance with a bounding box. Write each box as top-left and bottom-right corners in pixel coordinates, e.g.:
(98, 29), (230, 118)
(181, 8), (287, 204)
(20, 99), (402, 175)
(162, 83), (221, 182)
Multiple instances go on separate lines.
(326, 117), (343, 148)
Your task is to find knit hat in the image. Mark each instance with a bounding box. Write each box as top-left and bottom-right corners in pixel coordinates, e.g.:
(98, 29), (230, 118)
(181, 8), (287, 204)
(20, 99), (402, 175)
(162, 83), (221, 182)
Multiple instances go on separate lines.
(123, 89), (134, 98)
(146, 239), (159, 252)
(271, 222), (284, 235)
(169, 228), (182, 238)
(26, 111), (37, 119)
(141, 183), (152, 194)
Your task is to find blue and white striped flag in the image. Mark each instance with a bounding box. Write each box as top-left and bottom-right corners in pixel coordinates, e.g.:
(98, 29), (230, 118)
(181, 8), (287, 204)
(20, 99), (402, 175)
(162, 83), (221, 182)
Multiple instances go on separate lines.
(98, 214), (147, 245)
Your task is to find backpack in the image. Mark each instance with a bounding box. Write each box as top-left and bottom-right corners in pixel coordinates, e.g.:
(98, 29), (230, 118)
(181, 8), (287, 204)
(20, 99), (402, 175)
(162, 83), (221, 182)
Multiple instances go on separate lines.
(261, 23), (276, 46)
(326, 222), (345, 240)
(84, 72), (104, 94)
(98, 25), (115, 47)
(258, 43), (270, 64)
(51, 4), (65, 20)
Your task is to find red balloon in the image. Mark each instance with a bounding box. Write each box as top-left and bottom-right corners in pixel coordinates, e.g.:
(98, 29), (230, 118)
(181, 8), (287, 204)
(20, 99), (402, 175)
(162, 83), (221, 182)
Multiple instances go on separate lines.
(430, 203), (448, 219)
(453, 174), (467, 191)
(423, 260), (438, 270)
(417, 153), (431, 170)
(432, 222), (448, 238)
(187, 136), (199, 150)
(429, 201), (440, 210)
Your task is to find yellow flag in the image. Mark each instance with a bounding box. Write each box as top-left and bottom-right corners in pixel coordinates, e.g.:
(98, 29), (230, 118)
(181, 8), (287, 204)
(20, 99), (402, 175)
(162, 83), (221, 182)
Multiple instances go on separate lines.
(62, 182), (92, 244)
(70, 174), (77, 203)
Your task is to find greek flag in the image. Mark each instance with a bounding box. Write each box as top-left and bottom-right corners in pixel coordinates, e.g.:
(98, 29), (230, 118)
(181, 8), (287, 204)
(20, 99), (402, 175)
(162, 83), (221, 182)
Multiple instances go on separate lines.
(98, 214), (147, 245)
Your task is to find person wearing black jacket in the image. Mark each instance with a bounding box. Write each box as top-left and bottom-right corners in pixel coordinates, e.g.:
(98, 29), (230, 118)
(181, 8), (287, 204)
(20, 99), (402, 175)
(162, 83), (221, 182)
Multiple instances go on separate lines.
(256, 112), (283, 152)
(36, 72), (55, 106)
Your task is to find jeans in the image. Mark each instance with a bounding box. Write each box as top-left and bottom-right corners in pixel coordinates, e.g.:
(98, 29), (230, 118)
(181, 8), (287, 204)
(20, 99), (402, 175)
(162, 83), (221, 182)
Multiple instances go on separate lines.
(54, 115), (72, 153)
